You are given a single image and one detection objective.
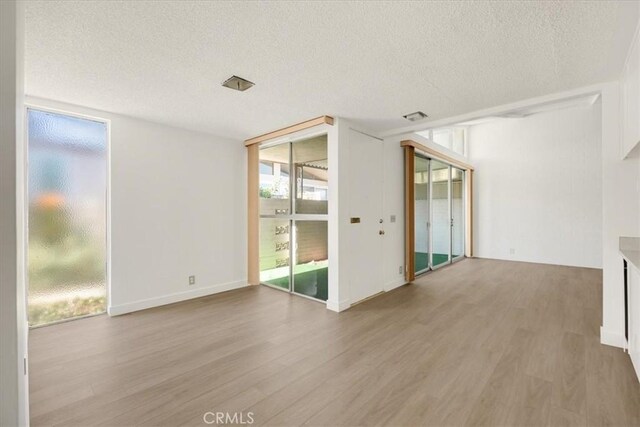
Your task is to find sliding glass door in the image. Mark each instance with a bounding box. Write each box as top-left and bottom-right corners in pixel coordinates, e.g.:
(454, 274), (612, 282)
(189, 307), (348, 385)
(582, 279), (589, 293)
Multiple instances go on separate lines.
(258, 134), (328, 301)
(411, 154), (466, 276)
(430, 160), (451, 269)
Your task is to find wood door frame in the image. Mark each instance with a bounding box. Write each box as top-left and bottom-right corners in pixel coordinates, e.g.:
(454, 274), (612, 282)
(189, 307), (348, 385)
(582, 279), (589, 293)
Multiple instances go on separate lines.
(404, 146), (416, 281)
(402, 140), (474, 282)
(245, 116), (334, 147)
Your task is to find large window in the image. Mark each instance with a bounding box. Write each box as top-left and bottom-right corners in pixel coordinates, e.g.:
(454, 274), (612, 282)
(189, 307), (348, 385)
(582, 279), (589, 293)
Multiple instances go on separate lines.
(258, 134), (329, 301)
(27, 109), (108, 326)
(417, 127), (466, 156)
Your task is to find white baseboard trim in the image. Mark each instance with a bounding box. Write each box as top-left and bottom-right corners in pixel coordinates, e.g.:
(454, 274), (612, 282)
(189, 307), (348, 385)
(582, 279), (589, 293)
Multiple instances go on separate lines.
(600, 327), (627, 349)
(384, 278), (408, 292)
(108, 280), (248, 316)
(326, 298), (351, 312)
(326, 279), (407, 313)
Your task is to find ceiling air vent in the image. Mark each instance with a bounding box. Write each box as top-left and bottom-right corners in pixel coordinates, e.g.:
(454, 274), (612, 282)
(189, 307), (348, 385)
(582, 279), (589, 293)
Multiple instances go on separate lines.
(222, 75), (255, 92)
(403, 111), (428, 122)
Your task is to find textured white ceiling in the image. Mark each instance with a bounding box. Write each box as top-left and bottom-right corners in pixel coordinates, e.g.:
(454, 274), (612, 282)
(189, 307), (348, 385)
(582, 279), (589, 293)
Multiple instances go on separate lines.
(25, 1), (639, 140)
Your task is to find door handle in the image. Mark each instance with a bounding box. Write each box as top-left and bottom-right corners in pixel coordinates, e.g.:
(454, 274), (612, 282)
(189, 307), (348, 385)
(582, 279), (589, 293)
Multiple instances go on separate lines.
(379, 230), (385, 235)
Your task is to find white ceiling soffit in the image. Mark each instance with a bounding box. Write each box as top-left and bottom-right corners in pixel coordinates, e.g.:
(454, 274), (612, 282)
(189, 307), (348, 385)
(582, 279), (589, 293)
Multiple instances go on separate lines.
(25, 1), (640, 141)
(443, 93), (602, 127)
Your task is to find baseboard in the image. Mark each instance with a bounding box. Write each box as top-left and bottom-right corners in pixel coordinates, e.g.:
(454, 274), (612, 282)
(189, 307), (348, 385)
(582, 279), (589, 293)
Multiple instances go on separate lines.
(473, 255), (602, 270)
(600, 326), (627, 348)
(326, 280), (406, 313)
(384, 278), (408, 292)
(108, 280), (248, 316)
(326, 298), (351, 312)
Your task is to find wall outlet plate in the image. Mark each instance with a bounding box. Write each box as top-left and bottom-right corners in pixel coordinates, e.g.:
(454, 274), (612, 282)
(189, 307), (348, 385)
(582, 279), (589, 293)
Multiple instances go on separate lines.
(399, 265), (403, 274)
(189, 275), (196, 285)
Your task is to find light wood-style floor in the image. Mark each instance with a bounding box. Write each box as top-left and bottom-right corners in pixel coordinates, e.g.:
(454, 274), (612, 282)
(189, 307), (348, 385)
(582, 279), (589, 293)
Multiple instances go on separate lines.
(29, 258), (640, 426)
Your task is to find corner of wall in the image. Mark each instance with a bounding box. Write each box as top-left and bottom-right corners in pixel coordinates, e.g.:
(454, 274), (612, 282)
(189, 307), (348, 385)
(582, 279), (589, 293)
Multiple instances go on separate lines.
(600, 326), (626, 349)
(326, 298), (351, 313)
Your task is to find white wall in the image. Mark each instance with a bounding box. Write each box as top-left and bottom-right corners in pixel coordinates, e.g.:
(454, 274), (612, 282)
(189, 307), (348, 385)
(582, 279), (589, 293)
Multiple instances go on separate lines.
(1, 1), (28, 425)
(468, 103), (603, 268)
(25, 97), (247, 315)
(328, 121), (407, 309)
(381, 134), (406, 288)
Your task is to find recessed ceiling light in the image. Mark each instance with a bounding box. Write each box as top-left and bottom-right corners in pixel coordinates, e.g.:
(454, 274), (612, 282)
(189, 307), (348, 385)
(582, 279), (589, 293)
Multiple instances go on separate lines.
(222, 75), (254, 92)
(403, 111), (428, 122)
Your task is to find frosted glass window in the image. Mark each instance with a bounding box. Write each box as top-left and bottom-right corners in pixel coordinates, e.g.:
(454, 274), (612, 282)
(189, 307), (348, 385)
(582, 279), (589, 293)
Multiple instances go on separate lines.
(27, 109), (107, 326)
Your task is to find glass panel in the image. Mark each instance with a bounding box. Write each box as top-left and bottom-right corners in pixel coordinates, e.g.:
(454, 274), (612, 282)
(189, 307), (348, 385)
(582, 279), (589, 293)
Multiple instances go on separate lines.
(451, 168), (464, 258)
(293, 221), (328, 301)
(431, 160), (450, 268)
(27, 109), (107, 326)
(451, 128), (466, 156)
(432, 129), (453, 151)
(259, 218), (290, 290)
(293, 135), (328, 215)
(414, 156), (430, 273)
(259, 143), (290, 216)
(425, 128), (466, 156)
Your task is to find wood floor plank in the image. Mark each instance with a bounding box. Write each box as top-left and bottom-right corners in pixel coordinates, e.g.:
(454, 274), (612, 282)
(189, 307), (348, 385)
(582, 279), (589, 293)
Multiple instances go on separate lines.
(553, 332), (587, 416)
(28, 258), (640, 427)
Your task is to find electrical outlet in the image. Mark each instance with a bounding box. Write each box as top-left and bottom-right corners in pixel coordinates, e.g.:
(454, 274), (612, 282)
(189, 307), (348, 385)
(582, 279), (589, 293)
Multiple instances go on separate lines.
(390, 215), (396, 223)
(509, 248), (516, 255)
(189, 275), (196, 285)
(399, 265), (403, 274)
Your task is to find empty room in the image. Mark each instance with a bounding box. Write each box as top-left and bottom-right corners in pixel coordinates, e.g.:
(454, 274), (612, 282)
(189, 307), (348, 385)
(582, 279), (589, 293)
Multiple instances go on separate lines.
(2, 1), (640, 426)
